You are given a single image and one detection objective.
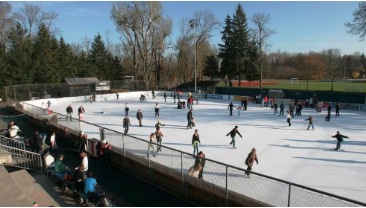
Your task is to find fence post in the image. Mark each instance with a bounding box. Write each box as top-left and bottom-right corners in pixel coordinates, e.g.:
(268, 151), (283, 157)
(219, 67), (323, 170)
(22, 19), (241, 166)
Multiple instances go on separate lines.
(225, 166), (229, 206)
(288, 184), (291, 207)
(181, 153), (183, 184)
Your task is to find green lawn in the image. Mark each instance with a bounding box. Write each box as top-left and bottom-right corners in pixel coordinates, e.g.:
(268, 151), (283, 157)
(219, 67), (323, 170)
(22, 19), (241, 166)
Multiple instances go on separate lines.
(261, 80), (366, 93)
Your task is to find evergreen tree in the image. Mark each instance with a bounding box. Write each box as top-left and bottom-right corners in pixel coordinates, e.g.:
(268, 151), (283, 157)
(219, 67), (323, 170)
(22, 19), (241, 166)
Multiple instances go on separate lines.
(245, 39), (260, 83)
(6, 22), (33, 85)
(203, 55), (219, 81)
(57, 37), (76, 81)
(232, 3), (250, 86)
(88, 33), (114, 80)
(32, 23), (60, 83)
(218, 15), (234, 86)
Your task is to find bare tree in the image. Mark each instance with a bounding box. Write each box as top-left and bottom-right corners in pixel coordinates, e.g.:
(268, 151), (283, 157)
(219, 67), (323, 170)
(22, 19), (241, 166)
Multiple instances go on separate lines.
(0, 1), (14, 47)
(251, 12), (275, 88)
(189, 10), (220, 84)
(111, 1), (170, 90)
(13, 2), (58, 39)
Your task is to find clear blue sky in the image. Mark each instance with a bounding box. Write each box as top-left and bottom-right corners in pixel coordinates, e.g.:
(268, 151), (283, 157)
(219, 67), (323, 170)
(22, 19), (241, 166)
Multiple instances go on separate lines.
(9, 1), (365, 55)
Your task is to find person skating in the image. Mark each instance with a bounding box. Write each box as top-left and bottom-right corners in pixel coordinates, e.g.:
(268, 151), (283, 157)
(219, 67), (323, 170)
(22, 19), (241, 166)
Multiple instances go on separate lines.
(66, 105), (73, 121)
(243, 98), (247, 111)
(279, 102), (284, 116)
(287, 111), (291, 126)
(173, 90), (176, 103)
(124, 103), (129, 117)
(155, 119), (165, 130)
(335, 102), (340, 117)
(78, 105), (85, 121)
(325, 104), (331, 122)
(192, 129), (201, 156)
(273, 102), (278, 115)
(156, 127), (164, 152)
(116, 93), (119, 100)
(152, 89), (156, 99)
(245, 148), (259, 177)
(147, 133), (156, 157)
(154, 103), (160, 117)
(226, 126), (243, 149)
(187, 109), (193, 129)
(332, 131), (349, 151)
(136, 109), (143, 127)
(123, 116), (131, 135)
(163, 92), (167, 102)
(140, 94), (146, 102)
(305, 115), (314, 130)
(228, 102), (235, 116)
(195, 151), (206, 179)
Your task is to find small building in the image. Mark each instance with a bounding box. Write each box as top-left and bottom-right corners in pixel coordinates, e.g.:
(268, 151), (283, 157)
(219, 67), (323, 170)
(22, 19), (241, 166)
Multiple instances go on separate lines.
(64, 77), (99, 97)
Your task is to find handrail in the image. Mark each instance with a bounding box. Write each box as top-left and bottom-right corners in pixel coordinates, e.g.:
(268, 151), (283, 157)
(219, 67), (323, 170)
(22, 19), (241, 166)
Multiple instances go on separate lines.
(0, 135), (26, 150)
(0, 144), (42, 171)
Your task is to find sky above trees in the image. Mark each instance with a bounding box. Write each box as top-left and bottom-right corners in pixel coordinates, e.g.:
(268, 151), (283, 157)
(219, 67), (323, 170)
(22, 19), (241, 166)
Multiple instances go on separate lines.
(8, 1), (365, 55)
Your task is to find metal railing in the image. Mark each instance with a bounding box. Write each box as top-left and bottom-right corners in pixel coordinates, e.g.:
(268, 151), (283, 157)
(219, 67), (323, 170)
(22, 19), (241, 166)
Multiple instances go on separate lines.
(0, 144), (42, 171)
(14, 100), (366, 207)
(0, 135), (26, 150)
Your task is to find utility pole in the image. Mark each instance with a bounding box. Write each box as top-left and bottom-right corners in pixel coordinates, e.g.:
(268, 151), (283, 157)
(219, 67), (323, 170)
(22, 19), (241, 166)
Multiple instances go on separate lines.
(190, 19), (198, 93)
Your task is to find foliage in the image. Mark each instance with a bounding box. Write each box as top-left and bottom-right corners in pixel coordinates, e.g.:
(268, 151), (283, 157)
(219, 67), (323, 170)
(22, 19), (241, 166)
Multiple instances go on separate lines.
(203, 54), (219, 80)
(345, 2), (366, 41)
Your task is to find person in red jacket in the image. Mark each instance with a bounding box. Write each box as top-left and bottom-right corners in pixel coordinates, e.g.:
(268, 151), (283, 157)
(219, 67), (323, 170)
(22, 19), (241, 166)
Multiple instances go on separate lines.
(245, 148), (259, 177)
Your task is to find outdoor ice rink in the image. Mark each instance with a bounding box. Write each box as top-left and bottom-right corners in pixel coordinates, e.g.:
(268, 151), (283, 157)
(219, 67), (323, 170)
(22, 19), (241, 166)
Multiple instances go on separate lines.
(46, 92), (366, 204)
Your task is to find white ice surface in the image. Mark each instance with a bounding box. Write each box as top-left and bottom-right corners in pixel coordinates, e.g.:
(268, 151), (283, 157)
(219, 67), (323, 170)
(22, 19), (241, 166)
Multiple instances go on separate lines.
(45, 92), (366, 204)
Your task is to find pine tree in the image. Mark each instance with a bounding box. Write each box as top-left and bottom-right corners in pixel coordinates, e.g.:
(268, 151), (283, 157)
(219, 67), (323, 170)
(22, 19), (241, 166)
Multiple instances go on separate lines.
(218, 15), (234, 86)
(203, 55), (219, 81)
(88, 33), (114, 80)
(32, 23), (60, 83)
(6, 22), (33, 85)
(232, 3), (250, 87)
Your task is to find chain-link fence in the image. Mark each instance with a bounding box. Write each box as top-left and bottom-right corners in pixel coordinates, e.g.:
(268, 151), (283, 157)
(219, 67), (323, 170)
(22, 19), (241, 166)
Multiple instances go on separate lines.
(15, 101), (366, 207)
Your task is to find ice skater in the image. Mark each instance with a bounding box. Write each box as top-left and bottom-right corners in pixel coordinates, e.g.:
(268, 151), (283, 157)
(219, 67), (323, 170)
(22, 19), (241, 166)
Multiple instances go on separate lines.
(116, 93), (119, 100)
(273, 102), (278, 115)
(187, 109), (193, 129)
(155, 119), (165, 130)
(124, 103), (129, 117)
(66, 105), (73, 121)
(332, 131), (349, 151)
(152, 89), (156, 99)
(236, 106), (241, 116)
(147, 133), (156, 157)
(156, 126), (164, 152)
(228, 102), (235, 116)
(335, 102), (340, 117)
(245, 148), (259, 177)
(154, 103), (160, 117)
(325, 104), (331, 122)
(78, 105), (85, 121)
(123, 116), (131, 135)
(163, 92), (167, 102)
(136, 109), (143, 127)
(192, 129), (201, 156)
(279, 102), (284, 116)
(226, 126), (243, 149)
(286, 110), (291, 126)
(305, 115), (314, 130)
(140, 94), (147, 102)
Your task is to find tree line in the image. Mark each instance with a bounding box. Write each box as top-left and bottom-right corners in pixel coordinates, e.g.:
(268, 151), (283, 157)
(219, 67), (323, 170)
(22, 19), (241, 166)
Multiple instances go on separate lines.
(0, 1), (365, 94)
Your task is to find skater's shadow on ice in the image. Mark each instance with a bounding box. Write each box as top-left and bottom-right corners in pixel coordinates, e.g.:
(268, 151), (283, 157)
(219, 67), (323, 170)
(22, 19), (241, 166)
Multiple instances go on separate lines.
(285, 139), (366, 147)
(293, 156), (366, 164)
(270, 144), (366, 155)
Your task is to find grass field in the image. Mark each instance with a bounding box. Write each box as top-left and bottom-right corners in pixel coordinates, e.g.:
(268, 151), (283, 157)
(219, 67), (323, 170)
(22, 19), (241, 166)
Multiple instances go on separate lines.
(229, 80), (366, 93)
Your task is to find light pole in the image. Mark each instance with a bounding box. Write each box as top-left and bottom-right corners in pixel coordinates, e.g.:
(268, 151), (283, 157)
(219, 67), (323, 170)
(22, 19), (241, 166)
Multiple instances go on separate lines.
(190, 19), (198, 93)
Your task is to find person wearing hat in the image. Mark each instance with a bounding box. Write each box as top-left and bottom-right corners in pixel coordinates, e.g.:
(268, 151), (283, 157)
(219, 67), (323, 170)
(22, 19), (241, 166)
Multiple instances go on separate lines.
(226, 126), (243, 149)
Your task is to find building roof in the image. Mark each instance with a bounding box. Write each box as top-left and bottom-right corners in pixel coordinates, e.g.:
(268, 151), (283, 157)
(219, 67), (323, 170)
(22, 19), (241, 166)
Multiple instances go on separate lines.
(64, 77), (99, 86)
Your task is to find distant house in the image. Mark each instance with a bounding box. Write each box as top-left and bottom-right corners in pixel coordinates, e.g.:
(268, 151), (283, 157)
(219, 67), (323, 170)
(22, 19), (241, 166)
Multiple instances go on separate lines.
(64, 77), (99, 97)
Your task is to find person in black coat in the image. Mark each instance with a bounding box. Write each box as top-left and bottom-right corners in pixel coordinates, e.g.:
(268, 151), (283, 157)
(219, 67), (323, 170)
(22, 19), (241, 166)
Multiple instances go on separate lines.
(335, 102), (340, 117)
(325, 104), (331, 122)
(226, 126), (243, 149)
(228, 102), (235, 116)
(243, 98), (248, 111)
(332, 131), (349, 151)
(279, 102), (284, 116)
(187, 109), (193, 129)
